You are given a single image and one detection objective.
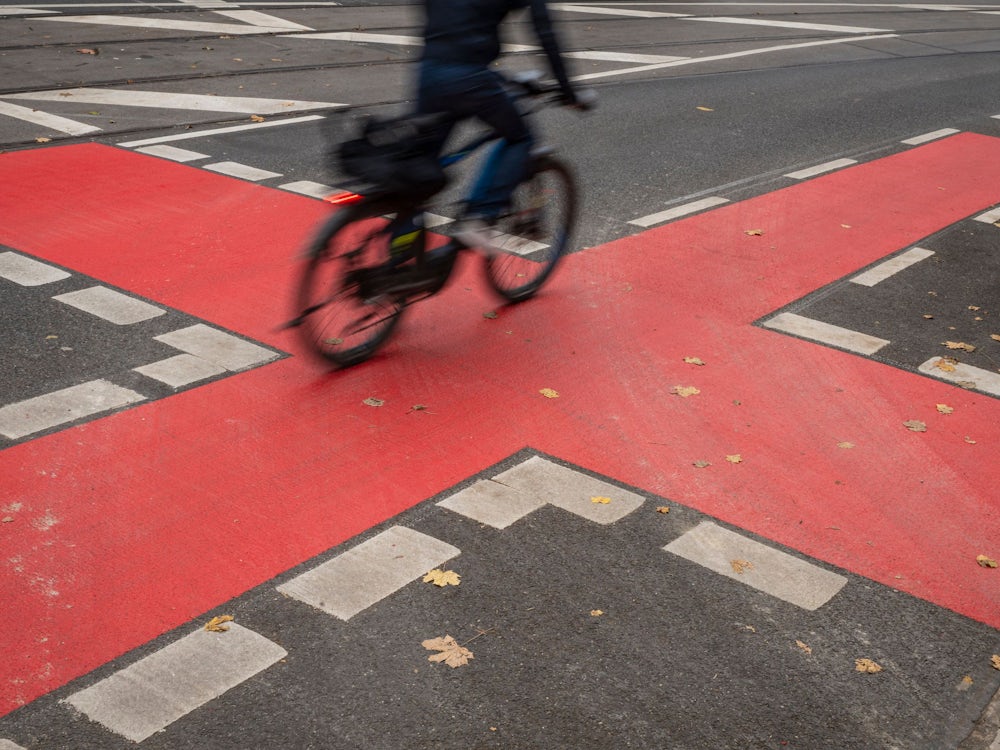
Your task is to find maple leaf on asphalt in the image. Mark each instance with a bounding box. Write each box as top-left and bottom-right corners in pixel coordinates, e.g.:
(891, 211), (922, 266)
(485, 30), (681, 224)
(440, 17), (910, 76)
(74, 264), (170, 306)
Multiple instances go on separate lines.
(422, 635), (473, 668)
(423, 569), (461, 587)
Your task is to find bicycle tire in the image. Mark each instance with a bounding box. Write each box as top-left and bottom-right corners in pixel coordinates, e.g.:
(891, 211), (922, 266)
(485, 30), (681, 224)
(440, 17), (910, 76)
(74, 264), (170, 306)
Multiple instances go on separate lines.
(483, 156), (577, 303)
(295, 203), (406, 367)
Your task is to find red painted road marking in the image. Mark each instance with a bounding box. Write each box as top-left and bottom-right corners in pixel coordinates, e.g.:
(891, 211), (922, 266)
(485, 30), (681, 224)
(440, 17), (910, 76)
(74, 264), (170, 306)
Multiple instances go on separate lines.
(1, 137), (998, 715)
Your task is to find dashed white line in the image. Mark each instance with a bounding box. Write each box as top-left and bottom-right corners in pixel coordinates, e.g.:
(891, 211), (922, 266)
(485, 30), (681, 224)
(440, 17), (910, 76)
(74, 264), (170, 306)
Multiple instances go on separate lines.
(901, 128), (960, 145)
(784, 158), (857, 179)
(763, 312), (890, 355)
(279, 180), (335, 198)
(439, 479), (546, 529)
(0, 252), (70, 286)
(277, 526), (460, 620)
(973, 206), (1000, 224)
(117, 115), (326, 147)
(0, 740), (28, 750)
(7, 88), (343, 115)
(39, 14), (299, 34)
(630, 196), (729, 227)
(212, 9), (313, 29)
(850, 246), (934, 287)
(291, 31), (421, 45)
(664, 521), (848, 610)
(64, 623), (287, 744)
(53, 286), (165, 325)
(0, 380), (145, 440)
(155, 324), (279, 371)
(688, 15), (891, 32)
(203, 161), (283, 181)
(918, 358), (1000, 396)
(134, 354), (227, 388)
(0, 101), (101, 136)
(135, 144), (210, 162)
(553, 3), (690, 17)
(567, 50), (689, 64)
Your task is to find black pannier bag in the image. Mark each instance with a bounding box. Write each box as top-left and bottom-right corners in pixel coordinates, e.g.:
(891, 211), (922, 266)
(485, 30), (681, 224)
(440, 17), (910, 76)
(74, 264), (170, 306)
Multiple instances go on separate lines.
(337, 115), (448, 199)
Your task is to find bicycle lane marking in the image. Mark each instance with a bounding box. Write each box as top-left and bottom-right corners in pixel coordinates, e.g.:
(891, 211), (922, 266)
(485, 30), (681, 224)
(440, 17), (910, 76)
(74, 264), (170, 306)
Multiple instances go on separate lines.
(0, 135), (998, 715)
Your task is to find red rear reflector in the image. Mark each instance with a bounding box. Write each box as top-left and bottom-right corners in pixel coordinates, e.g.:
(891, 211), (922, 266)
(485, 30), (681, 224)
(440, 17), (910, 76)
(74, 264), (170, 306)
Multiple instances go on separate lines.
(324, 191), (363, 205)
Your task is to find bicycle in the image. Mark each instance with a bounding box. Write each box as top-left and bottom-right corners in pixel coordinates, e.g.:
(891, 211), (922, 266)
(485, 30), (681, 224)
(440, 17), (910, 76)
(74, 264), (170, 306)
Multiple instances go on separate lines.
(288, 72), (588, 368)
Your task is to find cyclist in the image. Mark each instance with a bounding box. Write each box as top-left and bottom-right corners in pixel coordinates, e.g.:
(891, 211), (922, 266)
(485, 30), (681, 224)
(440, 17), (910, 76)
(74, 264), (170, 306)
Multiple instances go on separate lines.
(392, 0), (581, 259)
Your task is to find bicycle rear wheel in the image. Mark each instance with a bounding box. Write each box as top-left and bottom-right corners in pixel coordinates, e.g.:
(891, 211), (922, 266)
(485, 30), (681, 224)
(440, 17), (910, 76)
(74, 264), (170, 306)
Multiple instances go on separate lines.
(483, 156), (577, 302)
(295, 204), (405, 367)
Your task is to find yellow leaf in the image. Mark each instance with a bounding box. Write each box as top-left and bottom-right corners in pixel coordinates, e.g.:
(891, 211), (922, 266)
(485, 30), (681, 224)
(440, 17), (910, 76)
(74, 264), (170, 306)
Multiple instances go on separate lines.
(656, 506), (670, 514)
(943, 341), (976, 352)
(991, 334), (1000, 343)
(726, 454), (743, 464)
(671, 385), (700, 398)
(934, 357), (958, 373)
(796, 640), (812, 655)
(936, 404), (954, 414)
(744, 229), (764, 236)
(250, 114), (265, 122)
(35, 137), (52, 143)
(591, 496), (611, 504)
(696, 106), (714, 111)
(590, 609), (604, 617)
(539, 388), (559, 398)
(976, 555), (998, 569)
(903, 420), (927, 433)
(683, 356), (706, 366)
(422, 635), (473, 668)
(855, 658), (883, 673)
(961, 675), (974, 686)
(991, 655), (1000, 670)
(837, 441), (855, 449)
(423, 568), (461, 586)
(205, 615), (234, 633)
(730, 559), (753, 574)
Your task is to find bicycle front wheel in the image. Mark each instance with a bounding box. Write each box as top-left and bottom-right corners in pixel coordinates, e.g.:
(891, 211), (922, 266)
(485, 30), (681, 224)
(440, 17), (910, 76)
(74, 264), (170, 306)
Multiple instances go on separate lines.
(484, 156), (577, 302)
(295, 204), (405, 367)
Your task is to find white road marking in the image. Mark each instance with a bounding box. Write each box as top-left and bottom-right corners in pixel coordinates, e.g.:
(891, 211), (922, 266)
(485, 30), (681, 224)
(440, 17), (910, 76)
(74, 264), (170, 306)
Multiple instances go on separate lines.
(279, 180), (335, 198)
(39, 15), (298, 34)
(850, 246), (934, 286)
(664, 521), (848, 610)
(0, 7), (57, 14)
(688, 15), (891, 32)
(568, 50), (689, 63)
(117, 114), (326, 147)
(0, 252), (70, 286)
(918, 358), (1000, 396)
(553, 3), (691, 17)
(900, 128), (960, 145)
(972, 206), (1000, 224)
(438, 479), (547, 529)
(135, 144), (210, 162)
(630, 196), (729, 227)
(490, 456), (645, 524)
(291, 31), (421, 45)
(276, 526), (460, 621)
(0, 101), (101, 136)
(763, 312), (890, 355)
(7, 88), (343, 115)
(64, 623), (286, 744)
(572, 34), (898, 81)
(784, 157), (857, 179)
(54, 286), (165, 325)
(212, 9), (314, 30)
(155, 324), (279, 371)
(203, 161), (283, 180)
(0, 740), (28, 750)
(134, 354), (227, 388)
(0, 380), (145, 440)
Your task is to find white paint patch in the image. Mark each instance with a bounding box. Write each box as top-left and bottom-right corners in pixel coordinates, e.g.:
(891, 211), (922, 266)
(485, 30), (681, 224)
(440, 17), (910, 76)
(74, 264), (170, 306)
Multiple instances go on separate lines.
(900, 128), (959, 145)
(203, 161), (283, 181)
(213, 9), (313, 29)
(155, 324), (278, 371)
(630, 196), (729, 227)
(973, 206), (1000, 224)
(0, 252), (70, 286)
(850, 246), (934, 287)
(567, 50), (689, 63)
(918, 358), (1000, 397)
(0, 380), (145, 440)
(134, 354), (227, 388)
(135, 144), (210, 162)
(53, 286), (165, 325)
(65, 624), (286, 743)
(279, 180), (335, 198)
(784, 158), (857, 179)
(553, 3), (691, 18)
(664, 521), (848, 610)
(40, 14), (297, 34)
(0, 101), (101, 136)
(117, 115), (326, 147)
(438, 480), (547, 529)
(0, 7), (57, 14)
(0, 739), (29, 750)
(763, 312), (890, 355)
(291, 31), (421, 45)
(688, 15), (891, 33)
(7, 88), (343, 115)
(277, 526), (460, 620)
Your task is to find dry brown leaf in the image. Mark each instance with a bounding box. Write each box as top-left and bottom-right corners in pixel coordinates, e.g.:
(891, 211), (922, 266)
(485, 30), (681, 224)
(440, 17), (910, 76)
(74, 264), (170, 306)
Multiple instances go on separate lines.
(837, 441), (855, 449)
(77, 48), (98, 55)
(423, 569), (461, 587)
(363, 397), (384, 407)
(903, 420), (927, 432)
(539, 388), (559, 398)
(250, 114), (265, 123)
(590, 609), (604, 617)
(855, 658), (883, 673)
(696, 106), (714, 112)
(922, 314), (934, 320)
(656, 506), (670, 514)
(991, 334), (1000, 343)
(730, 559), (753, 574)
(934, 357), (958, 373)
(796, 640), (812, 655)
(961, 675), (974, 687)
(692, 460), (711, 468)
(976, 555), (998, 569)
(422, 635), (473, 668)
(744, 229), (764, 236)
(205, 615), (234, 633)
(683, 357), (706, 366)
(483, 311), (498, 319)
(943, 341), (976, 352)
(591, 496), (611, 504)
(671, 385), (700, 398)
(991, 655), (1000, 670)
(936, 404), (954, 415)
(35, 137), (52, 144)
(726, 454), (743, 464)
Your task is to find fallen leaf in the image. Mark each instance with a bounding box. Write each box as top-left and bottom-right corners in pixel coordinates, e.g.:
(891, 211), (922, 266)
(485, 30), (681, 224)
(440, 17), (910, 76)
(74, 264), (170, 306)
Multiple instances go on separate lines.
(205, 615), (234, 633)
(590, 609), (604, 617)
(961, 675), (974, 688)
(363, 397), (384, 407)
(965, 436), (977, 445)
(855, 658), (883, 673)
(409, 404), (427, 412)
(692, 460), (711, 468)
(957, 380), (977, 390)
(841, 224), (852, 229)
(923, 314), (934, 320)
(483, 311), (498, 319)
(730, 559), (753, 574)
(683, 357), (706, 366)
(77, 48), (98, 55)
(726, 454), (743, 464)
(837, 441), (855, 449)
(423, 568), (461, 587)
(991, 334), (1000, 343)
(992, 655), (1000, 670)
(934, 357), (958, 373)
(744, 229), (764, 236)
(35, 137), (52, 143)
(943, 341), (976, 353)
(903, 420), (927, 432)
(968, 306), (981, 311)
(936, 404), (954, 414)
(796, 640), (812, 655)
(696, 106), (714, 112)
(422, 635), (473, 668)
(671, 385), (700, 398)
(2, 517), (13, 523)
(250, 115), (265, 122)
(591, 496), (611, 504)
(539, 388), (559, 398)
(976, 555), (998, 569)
(655, 506), (670, 514)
